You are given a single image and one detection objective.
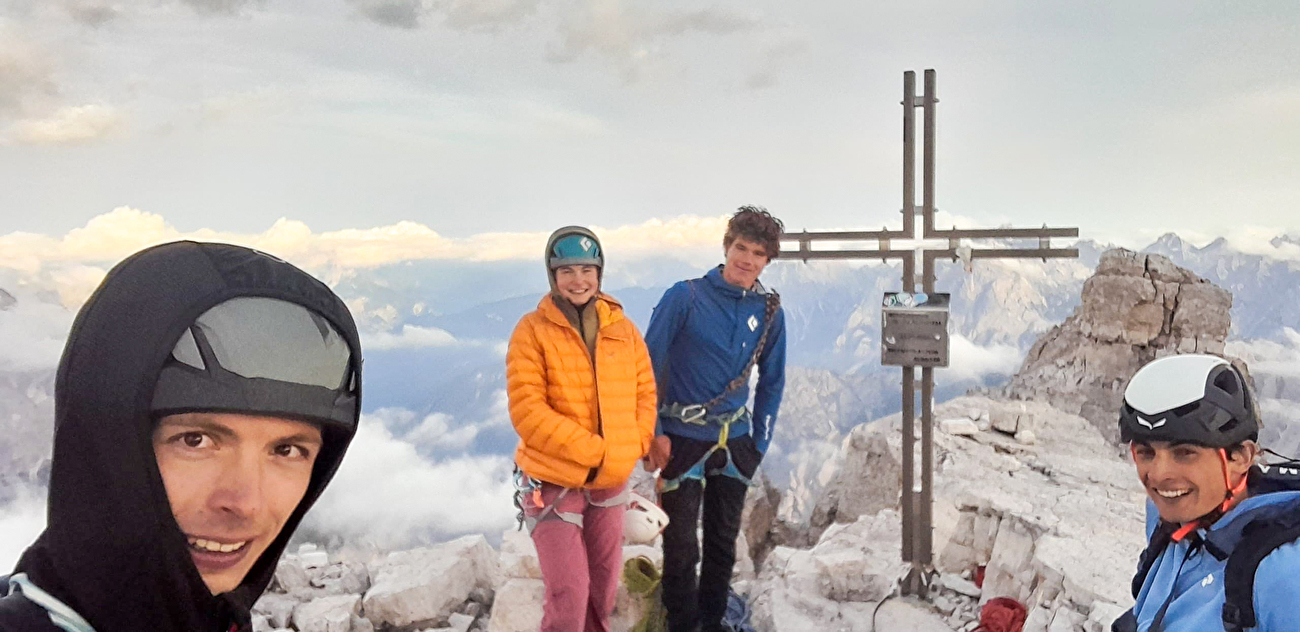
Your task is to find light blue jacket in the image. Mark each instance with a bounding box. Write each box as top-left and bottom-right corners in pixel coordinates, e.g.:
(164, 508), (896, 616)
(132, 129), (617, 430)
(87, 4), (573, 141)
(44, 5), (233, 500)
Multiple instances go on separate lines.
(1132, 491), (1300, 632)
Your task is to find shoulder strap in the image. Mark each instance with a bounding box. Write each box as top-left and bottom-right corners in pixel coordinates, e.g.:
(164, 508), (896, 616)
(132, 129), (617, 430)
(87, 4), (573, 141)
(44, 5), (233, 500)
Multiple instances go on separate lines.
(1220, 505), (1300, 632)
(4, 574), (97, 632)
(1131, 520), (1177, 599)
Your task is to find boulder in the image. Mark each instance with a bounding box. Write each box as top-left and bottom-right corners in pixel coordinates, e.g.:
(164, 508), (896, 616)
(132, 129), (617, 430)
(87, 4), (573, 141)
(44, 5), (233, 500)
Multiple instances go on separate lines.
(1003, 248), (1234, 442)
(291, 594), (361, 632)
(485, 578), (544, 632)
(253, 593), (299, 629)
(364, 535), (500, 629)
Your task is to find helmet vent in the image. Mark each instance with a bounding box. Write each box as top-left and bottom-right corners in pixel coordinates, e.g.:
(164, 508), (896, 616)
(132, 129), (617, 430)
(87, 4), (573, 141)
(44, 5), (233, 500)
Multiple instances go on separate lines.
(1220, 417), (1241, 435)
(1214, 370), (1240, 394)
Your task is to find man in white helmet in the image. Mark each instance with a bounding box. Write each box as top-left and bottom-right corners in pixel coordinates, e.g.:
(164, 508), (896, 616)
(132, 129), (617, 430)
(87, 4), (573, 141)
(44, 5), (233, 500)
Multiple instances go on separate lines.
(1114, 354), (1300, 632)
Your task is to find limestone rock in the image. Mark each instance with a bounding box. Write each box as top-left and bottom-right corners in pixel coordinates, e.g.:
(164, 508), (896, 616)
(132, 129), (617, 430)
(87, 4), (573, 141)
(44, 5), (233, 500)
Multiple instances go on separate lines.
(310, 561), (370, 596)
(941, 418), (980, 436)
(497, 529), (541, 582)
(364, 535), (500, 629)
(275, 556), (311, 592)
(807, 424), (900, 535)
(291, 594), (361, 632)
(253, 593), (299, 629)
(485, 578), (544, 632)
(1003, 248), (1234, 442)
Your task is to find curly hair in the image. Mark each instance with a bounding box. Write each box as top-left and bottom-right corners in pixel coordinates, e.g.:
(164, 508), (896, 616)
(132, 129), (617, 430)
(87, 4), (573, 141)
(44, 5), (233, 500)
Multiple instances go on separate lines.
(723, 205), (784, 261)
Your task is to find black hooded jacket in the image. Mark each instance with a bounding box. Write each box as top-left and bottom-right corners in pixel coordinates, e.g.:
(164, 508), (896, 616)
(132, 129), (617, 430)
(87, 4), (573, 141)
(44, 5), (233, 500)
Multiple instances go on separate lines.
(0, 242), (362, 631)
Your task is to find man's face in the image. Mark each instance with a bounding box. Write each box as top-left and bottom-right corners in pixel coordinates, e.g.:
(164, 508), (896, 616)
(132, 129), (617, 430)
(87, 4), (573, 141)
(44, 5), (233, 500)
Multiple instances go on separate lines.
(153, 412), (322, 595)
(722, 236), (770, 289)
(554, 264), (600, 306)
(1131, 440), (1251, 524)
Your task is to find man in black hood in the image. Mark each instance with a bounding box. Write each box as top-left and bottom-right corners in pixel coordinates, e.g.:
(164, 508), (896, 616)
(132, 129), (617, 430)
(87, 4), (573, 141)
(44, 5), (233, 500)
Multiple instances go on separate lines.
(0, 241), (363, 632)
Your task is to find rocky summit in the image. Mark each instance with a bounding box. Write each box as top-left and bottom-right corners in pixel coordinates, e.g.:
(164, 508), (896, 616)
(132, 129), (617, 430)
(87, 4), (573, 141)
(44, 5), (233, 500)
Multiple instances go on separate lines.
(252, 247), (1252, 632)
(1001, 248), (1232, 443)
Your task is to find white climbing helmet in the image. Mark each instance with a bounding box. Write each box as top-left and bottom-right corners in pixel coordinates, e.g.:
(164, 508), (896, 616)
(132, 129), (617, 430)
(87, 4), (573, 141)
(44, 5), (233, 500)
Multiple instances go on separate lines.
(624, 493), (669, 545)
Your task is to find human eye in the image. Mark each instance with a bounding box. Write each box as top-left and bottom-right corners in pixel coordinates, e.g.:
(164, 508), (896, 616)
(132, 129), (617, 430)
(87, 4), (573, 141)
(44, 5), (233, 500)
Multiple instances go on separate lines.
(174, 431), (213, 450)
(273, 443), (314, 461)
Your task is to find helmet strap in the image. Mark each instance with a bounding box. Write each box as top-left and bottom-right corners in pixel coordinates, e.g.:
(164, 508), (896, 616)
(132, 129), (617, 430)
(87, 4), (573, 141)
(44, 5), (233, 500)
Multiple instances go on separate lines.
(1165, 447), (1249, 543)
(1217, 447), (1249, 513)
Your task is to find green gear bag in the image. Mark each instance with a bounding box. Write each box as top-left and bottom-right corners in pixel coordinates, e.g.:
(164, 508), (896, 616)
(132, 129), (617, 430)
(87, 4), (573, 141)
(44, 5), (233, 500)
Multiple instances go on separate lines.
(623, 556), (667, 632)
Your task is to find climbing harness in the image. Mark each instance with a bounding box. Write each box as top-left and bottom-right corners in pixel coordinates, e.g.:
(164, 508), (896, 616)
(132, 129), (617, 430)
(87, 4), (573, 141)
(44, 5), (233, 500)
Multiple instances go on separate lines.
(512, 466), (629, 534)
(658, 407), (756, 494)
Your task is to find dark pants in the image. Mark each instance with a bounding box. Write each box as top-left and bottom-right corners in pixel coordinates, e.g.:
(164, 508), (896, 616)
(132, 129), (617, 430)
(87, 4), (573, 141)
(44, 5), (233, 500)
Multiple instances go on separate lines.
(659, 434), (760, 632)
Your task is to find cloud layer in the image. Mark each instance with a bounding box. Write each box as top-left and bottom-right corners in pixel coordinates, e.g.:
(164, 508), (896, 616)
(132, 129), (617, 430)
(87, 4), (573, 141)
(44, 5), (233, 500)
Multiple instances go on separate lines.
(299, 420), (517, 550)
(0, 207), (730, 277)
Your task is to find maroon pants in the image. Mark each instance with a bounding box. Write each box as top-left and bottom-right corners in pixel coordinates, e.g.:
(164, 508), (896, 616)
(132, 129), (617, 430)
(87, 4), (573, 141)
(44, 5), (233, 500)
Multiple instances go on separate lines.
(526, 482), (628, 632)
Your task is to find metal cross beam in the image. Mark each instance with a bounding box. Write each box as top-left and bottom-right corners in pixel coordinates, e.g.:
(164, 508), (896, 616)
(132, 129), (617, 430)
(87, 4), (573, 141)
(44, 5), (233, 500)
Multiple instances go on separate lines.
(781, 69), (1079, 597)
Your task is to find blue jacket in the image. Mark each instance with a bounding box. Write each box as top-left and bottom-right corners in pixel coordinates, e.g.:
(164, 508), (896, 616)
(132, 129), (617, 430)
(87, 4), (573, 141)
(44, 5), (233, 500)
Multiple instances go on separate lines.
(1132, 491), (1300, 632)
(644, 266), (787, 453)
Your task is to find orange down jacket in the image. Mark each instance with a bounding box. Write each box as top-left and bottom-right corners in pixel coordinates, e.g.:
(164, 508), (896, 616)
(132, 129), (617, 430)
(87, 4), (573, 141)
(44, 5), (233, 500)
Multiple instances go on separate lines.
(506, 293), (657, 489)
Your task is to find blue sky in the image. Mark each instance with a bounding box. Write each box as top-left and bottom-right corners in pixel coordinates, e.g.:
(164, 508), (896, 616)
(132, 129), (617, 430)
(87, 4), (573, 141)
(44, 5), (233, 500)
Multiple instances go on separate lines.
(1, 1), (1298, 246)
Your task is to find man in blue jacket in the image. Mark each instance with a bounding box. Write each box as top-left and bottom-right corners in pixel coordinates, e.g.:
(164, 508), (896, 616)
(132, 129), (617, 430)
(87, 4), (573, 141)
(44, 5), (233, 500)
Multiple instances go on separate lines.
(1117, 354), (1300, 632)
(644, 206), (787, 632)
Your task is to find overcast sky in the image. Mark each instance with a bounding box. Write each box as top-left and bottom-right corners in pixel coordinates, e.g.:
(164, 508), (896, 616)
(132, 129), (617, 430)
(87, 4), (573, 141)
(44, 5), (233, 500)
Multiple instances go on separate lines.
(2, 1), (1298, 247)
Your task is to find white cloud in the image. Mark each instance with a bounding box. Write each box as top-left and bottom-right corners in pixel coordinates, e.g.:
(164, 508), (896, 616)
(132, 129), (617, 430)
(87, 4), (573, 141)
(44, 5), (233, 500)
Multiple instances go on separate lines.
(404, 412), (480, 452)
(0, 296), (74, 371)
(300, 421), (517, 550)
(7, 103), (124, 145)
(0, 207), (730, 276)
(362, 324), (459, 351)
(0, 484), (47, 572)
(1227, 329), (1300, 380)
(1219, 226), (1300, 262)
(945, 333), (1022, 382)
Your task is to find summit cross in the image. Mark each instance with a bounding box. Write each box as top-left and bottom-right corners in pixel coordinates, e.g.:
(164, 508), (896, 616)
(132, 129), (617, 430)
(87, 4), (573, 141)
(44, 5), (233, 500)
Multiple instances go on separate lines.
(782, 69), (1080, 597)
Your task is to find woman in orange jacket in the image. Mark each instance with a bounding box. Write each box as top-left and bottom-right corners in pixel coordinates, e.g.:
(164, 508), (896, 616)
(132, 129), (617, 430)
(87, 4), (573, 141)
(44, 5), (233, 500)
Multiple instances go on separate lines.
(506, 226), (657, 632)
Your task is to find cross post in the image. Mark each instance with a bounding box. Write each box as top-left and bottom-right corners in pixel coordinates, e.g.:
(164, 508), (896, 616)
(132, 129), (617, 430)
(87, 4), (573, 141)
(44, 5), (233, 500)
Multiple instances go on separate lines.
(781, 69), (1080, 597)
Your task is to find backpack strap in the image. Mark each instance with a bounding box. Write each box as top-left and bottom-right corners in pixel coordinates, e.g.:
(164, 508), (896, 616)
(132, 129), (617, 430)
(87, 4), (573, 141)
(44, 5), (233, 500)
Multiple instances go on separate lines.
(5, 573), (97, 632)
(1131, 520), (1178, 599)
(1220, 505), (1300, 632)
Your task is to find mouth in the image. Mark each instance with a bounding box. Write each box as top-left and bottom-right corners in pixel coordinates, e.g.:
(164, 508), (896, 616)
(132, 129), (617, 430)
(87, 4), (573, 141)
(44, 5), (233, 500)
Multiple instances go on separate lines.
(1153, 487), (1191, 500)
(186, 535), (255, 572)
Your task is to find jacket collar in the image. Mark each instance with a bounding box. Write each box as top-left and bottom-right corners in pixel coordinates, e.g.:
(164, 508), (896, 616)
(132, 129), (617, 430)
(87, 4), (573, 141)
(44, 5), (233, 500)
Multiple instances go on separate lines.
(538, 293), (624, 331)
(1202, 490), (1300, 554)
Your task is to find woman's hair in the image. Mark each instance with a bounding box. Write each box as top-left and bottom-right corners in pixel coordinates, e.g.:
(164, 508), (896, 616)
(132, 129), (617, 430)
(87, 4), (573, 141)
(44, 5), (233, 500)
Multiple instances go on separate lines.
(724, 205), (784, 261)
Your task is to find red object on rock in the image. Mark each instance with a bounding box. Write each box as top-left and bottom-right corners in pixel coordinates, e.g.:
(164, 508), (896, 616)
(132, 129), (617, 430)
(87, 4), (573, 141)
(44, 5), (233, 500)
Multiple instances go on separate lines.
(976, 597), (1028, 632)
(975, 564), (987, 588)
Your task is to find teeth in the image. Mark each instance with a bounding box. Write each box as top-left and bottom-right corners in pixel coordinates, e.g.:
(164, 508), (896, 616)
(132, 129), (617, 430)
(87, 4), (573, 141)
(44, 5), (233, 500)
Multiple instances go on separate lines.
(188, 537), (248, 553)
(1156, 489), (1190, 499)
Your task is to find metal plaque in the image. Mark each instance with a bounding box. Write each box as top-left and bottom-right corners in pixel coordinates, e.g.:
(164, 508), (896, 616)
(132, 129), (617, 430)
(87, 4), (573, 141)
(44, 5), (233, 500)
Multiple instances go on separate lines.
(881, 292), (950, 367)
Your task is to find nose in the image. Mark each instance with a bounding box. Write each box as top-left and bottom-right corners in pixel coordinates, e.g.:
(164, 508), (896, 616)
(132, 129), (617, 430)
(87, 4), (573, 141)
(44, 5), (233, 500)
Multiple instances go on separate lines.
(208, 449), (264, 520)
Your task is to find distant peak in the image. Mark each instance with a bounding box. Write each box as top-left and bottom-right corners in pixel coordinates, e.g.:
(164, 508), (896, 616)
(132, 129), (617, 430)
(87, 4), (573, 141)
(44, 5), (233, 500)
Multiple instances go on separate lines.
(0, 288), (15, 311)
(1153, 232), (1183, 248)
(1199, 236), (1230, 252)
